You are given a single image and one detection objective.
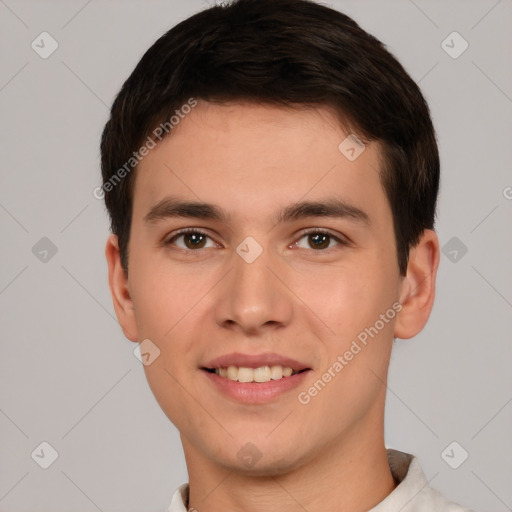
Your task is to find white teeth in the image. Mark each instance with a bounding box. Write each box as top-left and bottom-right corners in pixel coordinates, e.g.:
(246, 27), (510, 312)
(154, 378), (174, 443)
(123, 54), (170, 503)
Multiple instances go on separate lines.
(270, 365), (283, 380)
(282, 367), (293, 377)
(237, 367), (254, 383)
(253, 366), (271, 382)
(214, 365), (297, 383)
(227, 366), (238, 380)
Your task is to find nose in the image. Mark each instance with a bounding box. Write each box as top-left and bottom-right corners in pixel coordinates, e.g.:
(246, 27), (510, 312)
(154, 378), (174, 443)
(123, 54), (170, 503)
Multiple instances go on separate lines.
(214, 242), (294, 336)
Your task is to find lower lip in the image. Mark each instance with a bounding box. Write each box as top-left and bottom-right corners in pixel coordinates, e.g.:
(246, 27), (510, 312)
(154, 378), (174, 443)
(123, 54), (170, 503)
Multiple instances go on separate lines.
(202, 369), (311, 404)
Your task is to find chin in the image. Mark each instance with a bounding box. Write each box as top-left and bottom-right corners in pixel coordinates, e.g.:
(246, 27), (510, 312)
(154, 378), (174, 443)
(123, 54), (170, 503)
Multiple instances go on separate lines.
(217, 441), (311, 477)
(220, 455), (304, 478)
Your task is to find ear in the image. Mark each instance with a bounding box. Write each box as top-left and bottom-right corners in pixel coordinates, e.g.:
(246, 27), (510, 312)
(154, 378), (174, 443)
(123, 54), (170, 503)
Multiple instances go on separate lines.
(105, 234), (139, 342)
(394, 229), (440, 340)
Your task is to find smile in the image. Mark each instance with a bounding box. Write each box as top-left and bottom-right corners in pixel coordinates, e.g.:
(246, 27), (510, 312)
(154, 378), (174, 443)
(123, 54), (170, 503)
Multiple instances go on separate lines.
(207, 365), (304, 383)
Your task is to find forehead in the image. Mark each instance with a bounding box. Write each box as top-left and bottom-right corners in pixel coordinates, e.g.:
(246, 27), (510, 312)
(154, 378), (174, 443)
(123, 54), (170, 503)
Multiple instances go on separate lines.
(132, 101), (389, 228)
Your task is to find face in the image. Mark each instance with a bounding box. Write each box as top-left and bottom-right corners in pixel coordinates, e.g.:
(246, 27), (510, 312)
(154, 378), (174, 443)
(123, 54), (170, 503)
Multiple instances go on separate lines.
(107, 101), (436, 475)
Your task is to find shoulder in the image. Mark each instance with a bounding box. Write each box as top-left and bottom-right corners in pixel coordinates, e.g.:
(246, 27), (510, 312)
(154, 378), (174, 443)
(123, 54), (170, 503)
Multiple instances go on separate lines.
(412, 478), (476, 512)
(370, 449), (476, 512)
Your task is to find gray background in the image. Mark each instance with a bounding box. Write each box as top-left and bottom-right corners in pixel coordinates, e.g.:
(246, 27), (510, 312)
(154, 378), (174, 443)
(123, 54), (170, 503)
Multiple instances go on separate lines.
(1, 0), (511, 510)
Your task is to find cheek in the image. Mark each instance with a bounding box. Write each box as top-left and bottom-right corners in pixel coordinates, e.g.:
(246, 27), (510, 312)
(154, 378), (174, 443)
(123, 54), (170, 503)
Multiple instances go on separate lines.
(129, 256), (212, 388)
(290, 258), (396, 338)
(129, 252), (198, 339)
(294, 264), (397, 424)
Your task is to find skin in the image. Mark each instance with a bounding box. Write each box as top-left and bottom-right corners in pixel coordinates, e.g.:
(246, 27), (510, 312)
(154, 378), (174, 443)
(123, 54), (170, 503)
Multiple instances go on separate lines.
(106, 101), (440, 512)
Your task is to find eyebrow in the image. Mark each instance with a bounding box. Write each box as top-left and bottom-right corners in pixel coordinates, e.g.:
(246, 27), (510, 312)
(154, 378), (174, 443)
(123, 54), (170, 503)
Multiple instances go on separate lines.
(143, 196), (371, 226)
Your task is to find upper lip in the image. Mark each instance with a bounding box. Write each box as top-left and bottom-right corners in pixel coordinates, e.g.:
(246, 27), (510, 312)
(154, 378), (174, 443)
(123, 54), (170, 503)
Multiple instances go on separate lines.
(203, 352), (310, 372)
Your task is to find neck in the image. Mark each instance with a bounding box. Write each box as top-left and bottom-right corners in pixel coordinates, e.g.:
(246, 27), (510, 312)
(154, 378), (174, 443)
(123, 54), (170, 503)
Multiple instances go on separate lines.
(183, 419), (396, 512)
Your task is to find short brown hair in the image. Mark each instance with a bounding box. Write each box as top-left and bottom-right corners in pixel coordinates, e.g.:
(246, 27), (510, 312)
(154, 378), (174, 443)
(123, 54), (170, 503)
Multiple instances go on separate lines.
(100, 0), (439, 276)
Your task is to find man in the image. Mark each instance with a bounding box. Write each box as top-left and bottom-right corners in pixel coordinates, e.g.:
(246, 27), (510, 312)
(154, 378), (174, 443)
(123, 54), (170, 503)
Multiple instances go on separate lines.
(101, 0), (474, 510)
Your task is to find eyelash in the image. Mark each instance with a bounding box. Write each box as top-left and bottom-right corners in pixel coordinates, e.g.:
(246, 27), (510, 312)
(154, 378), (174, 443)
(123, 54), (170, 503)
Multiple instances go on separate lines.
(164, 227), (350, 253)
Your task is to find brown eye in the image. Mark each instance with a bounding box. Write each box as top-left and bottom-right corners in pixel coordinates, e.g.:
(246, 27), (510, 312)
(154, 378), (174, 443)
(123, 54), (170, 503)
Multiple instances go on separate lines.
(166, 230), (216, 250)
(183, 232), (207, 249)
(295, 230), (344, 251)
(307, 232), (330, 250)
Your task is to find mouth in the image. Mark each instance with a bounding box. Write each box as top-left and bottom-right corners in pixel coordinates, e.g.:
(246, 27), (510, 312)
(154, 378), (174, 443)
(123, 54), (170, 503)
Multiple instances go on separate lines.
(202, 365), (308, 383)
(200, 352), (311, 403)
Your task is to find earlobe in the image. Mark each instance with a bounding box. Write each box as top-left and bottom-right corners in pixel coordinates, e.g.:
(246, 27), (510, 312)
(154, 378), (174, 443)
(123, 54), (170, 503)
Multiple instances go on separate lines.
(394, 229), (440, 340)
(105, 234), (139, 342)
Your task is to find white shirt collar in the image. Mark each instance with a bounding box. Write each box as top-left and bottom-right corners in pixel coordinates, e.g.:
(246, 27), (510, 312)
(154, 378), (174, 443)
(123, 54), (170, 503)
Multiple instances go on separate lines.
(167, 449), (473, 512)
